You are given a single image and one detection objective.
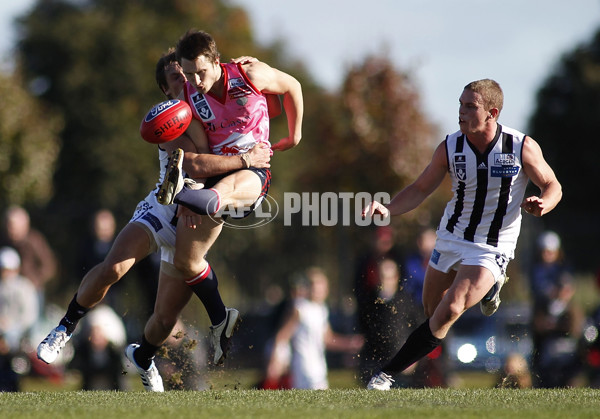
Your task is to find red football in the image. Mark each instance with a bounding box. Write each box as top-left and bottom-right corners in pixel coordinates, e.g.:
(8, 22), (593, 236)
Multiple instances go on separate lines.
(140, 99), (192, 144)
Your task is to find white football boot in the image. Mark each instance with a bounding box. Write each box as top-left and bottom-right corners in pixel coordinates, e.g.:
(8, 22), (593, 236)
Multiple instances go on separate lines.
(125, 343), (164, 392)
(37, 325), (71, 364)
(367, 371), (395, 390)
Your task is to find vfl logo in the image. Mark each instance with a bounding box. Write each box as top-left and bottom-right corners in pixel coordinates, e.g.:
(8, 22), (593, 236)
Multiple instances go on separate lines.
(191, 92), (215, 121)
(454, 154), (466, 181)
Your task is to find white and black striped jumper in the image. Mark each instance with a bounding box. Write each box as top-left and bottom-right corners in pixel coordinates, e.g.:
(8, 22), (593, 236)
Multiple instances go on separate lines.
(439, 124), (530, 249)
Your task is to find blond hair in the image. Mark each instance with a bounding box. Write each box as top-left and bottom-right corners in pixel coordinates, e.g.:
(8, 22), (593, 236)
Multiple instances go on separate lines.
(464, 79), (503, 116)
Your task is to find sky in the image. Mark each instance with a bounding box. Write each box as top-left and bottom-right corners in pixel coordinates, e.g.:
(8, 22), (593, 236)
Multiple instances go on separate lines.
(2, 1), (599, 134)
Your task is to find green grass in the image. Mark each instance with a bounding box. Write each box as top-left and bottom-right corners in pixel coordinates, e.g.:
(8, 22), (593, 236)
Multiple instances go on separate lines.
(6, 369), (598, 418)
(2, 388), (600, 419)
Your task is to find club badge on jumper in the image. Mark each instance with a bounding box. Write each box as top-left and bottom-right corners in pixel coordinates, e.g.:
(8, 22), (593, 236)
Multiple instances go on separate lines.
(453, 154), (466, 181)
(191, 92), (215, 122)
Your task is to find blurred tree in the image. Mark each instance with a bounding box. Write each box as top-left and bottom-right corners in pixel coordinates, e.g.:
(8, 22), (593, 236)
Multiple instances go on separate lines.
(236, 55), (447, 305)
(528, 28), (600, 271)
(12, 0), (444, 311)
(16, 0), (273, 216)
(14, 0), (298, 289)
(0, 71), (62, 208)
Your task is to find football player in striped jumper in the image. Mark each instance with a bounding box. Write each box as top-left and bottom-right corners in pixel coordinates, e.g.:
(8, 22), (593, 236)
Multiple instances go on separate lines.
(364, 79), (562, 390)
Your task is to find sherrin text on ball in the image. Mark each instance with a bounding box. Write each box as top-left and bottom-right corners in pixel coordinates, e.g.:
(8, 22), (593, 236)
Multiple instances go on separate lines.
(140, 99), (192, 144)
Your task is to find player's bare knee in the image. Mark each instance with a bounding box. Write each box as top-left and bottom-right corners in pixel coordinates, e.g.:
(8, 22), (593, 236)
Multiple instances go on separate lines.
(96, 261), (126, 285)
(172, 258), (196, 277)
(173, 255), (207, 278)
(444, 302), (465, 323)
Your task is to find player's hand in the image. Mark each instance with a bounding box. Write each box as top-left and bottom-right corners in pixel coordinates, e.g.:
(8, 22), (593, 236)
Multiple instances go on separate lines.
(362, 201), (390, 219)
(230, 56), (258, 64)
(248, 143), (271, 168)
(177, 205), (200, 229)
(521, 196), (545, 217)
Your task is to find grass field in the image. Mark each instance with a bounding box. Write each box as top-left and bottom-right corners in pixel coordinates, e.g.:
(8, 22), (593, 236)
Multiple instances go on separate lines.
(2, 387), (600, 419)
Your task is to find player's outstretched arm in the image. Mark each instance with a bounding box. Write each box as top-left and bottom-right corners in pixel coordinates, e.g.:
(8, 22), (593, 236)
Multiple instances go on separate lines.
(363, 142), (448, 219)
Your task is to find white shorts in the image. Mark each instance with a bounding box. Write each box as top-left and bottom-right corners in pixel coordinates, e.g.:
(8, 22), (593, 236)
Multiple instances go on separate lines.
(129, 189), (177, 265)
(429, 228), (514, 280)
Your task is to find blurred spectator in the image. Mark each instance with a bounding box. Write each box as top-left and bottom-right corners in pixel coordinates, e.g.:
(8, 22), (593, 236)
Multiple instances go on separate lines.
(0, 206), (57, 309)
(0, 246), (40, 392)
(76, 209), (159, 333)
(581, 268), (600, 387)
(256, 278), (308, 389)
(357, 258), (419, 386)
(75, 209), (120, 311)
(265, 267), (363, 389)
(68, 304), (127, 390)
(583, 278), (600, 387)
(529, 231), (573, 303)
(78, 209), (117, 276)
(529, 231), (583, 387)
(354, 226), (403, 308)
(497, 352), (532, 388)
(402, 227), (437, 317)
(0, 246), (39, 352)
(154, 319), (207, 390)
(0, 334), (20, 391)
(531, 275), (584, 387)
(353, 226), (403, 357)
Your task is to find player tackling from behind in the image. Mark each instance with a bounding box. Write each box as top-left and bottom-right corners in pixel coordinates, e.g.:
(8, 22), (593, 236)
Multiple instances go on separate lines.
(363, 79), (562, 390)
(36, 51), (270, 392)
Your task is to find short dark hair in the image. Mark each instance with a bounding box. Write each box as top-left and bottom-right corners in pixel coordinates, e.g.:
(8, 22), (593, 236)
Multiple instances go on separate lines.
(176, 29), (220, 63)
(155, 48), (178, 93)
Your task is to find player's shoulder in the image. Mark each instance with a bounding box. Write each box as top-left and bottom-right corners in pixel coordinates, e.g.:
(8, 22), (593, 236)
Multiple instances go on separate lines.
(241, 60), (273, 80)
(499, 124), (526, 139)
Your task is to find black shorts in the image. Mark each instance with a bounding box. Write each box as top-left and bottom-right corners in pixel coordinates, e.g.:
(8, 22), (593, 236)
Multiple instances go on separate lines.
(205, 167), (271, 219)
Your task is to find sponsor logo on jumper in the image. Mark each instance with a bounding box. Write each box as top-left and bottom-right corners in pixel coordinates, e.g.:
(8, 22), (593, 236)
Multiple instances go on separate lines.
(491, 166), (520, 177)
(229, 77), (252, 99)
(494, 153), (516, 166)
